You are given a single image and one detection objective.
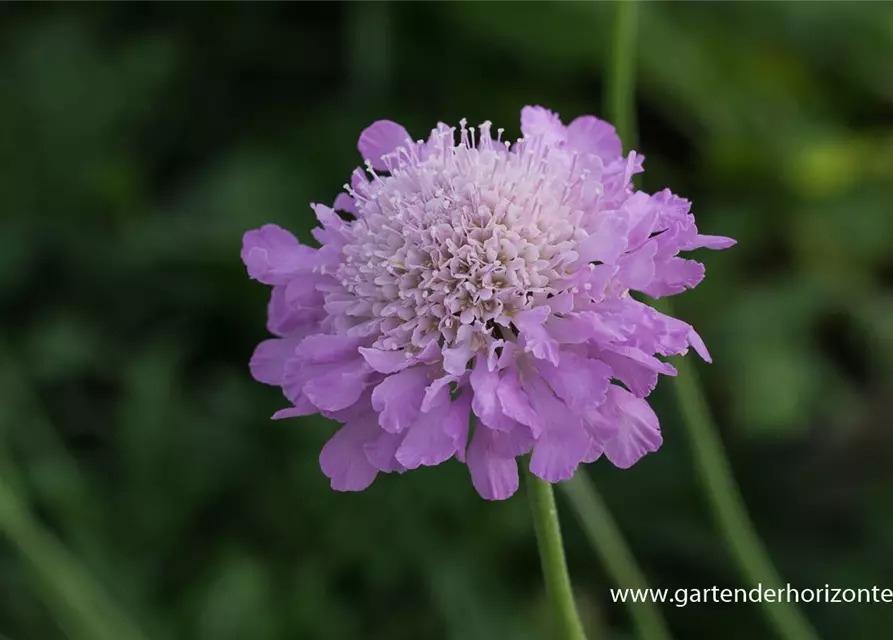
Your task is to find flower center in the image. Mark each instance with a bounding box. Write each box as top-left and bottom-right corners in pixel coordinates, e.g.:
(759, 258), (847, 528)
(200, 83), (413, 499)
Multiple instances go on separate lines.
(336, 122), (597, 354)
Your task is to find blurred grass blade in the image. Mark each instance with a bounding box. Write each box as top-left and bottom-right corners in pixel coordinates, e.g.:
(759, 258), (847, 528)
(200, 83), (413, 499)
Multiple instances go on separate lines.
(0, 346), (99, 551)
(0, 473), (149, 640)
(657, 333), (821, 640)
(606, 3), (819, 639)
(607, 0), (639, 148)
(560, 475), (673, 640)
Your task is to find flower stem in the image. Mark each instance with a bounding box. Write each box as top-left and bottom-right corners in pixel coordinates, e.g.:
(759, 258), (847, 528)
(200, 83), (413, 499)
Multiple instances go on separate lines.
(560, 475), (673, 640)
(525, 470), (588, 640)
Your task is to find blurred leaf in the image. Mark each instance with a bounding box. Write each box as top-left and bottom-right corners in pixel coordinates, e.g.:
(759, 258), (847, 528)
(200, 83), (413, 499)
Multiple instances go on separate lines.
(196, 553), (276, 640)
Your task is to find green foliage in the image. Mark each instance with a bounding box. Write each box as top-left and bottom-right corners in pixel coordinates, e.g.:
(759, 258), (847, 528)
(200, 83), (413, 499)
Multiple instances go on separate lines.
(1, 3), (892, 639)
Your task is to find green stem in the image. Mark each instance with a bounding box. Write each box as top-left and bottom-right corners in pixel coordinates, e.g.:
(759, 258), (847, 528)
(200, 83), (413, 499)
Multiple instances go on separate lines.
(525, 470), (588, 640)
(657, 328), (821, 640)
(607, 0), (639, 149)
(560, 475), (673, 640)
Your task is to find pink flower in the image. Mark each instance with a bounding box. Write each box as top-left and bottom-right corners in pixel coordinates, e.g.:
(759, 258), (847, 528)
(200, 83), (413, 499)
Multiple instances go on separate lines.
(242, 106), (735, 500)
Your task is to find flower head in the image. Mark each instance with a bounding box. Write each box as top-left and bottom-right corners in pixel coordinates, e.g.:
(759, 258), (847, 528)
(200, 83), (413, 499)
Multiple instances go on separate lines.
(242, 106), (735, 500)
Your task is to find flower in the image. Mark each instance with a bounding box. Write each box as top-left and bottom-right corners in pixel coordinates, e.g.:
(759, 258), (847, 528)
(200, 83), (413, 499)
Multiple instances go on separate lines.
(242, 106), (735, 500)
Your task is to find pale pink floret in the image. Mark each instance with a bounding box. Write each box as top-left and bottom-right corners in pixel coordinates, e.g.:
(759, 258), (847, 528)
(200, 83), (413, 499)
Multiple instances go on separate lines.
(242, 105), (735, 500)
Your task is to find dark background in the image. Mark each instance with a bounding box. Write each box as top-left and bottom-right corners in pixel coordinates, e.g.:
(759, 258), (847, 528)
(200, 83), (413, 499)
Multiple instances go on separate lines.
(1, 2), (892, 639)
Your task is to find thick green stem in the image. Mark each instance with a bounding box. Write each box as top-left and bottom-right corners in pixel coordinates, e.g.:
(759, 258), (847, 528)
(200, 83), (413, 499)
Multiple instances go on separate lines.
(560, 475), (672, 640)
(525, 470), (588, 640)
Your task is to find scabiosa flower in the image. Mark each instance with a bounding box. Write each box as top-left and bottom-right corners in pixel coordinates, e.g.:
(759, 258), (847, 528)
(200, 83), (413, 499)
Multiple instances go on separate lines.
(242, 106), (735, 500)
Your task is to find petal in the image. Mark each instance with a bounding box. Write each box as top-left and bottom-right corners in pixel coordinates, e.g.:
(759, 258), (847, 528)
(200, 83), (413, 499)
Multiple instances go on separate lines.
(242, 225), (315, 285)
(575, 212), (629, 266)
(296, 333), (362, 364)
(396, 393), (470, 469)
(608, 346), (677, 376)
(599, 346), (676, 397)
(639, 306), (696, 356)
(268, 284), (324, 338)
(617, 239), (657, 290)
(514, 307), (559, 365)
(622, 192), (660, 249)
(582, 435), (604, 463)
(470, 356), (515, 432)
(364, 430), (406, 473)
(566, 115), (622, 162)
(310, 204), (349, 248)
(271, 401), (315, 420)
(545, 314), (596, 344)
(358, 120), (411, 171)
(520, 106), (566, 144)
(599, 351), (659, 397)
(544, 290), (575, 315)
(581, 402), (619, 444)
(284, 276), (324, 308)
(442, 337), (474, 375)
(524, 377), (590, 482)
(466, 428), (519, 501)
(359, 347), (414, 374)
(266, 286), (296, 336)
(536, 353), (611, 412)
(371, 366), (429, 433)
(548, 311), (625, 345)
(445, 392), (473, 463)
(685, 234), (737, 251)
(420, 374), (456, 412)
(488, 424), (536, 458)
(319, 415), (380, 491)
(249, 338), (300, 385)
(302, 363), (368, 412)
(580, 264), (620, 302)
(641, 257), (705, 298)
(687, 327), (712, 363)
(333, 192), (357, 214)
(601, 386), (662, 469)
(326, 389), (375, 424)
(529, 428), (589, 482)
(496, 367), (541, 436)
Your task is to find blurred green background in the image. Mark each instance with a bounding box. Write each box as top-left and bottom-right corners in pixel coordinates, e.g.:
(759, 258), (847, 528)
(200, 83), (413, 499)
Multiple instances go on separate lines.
(1, 2), (892, 639)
